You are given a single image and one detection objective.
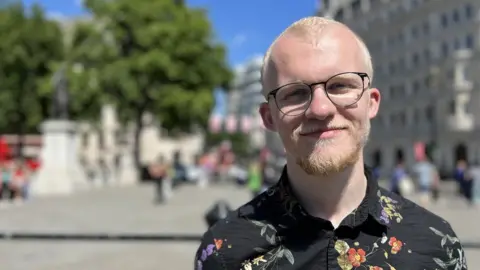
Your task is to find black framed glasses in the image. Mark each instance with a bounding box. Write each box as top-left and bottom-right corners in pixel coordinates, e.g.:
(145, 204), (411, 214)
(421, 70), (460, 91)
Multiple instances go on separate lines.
(267, 72), (370, 116)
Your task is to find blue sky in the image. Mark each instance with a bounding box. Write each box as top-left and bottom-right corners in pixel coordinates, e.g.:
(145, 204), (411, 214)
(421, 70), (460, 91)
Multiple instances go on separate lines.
(21, 0), (319, 66)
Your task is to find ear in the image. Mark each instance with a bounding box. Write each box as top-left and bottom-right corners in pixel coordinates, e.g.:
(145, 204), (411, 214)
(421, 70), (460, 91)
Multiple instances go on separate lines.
(367, 88), (381, 119)
(259, 102), (276, 131)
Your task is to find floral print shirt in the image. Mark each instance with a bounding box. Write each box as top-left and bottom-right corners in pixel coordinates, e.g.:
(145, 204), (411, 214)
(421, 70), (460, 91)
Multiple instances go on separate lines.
(194, 166), (468, 270)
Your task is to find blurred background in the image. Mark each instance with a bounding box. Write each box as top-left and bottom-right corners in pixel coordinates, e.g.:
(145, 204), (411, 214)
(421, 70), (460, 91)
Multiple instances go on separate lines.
(0, 0), (478, 269)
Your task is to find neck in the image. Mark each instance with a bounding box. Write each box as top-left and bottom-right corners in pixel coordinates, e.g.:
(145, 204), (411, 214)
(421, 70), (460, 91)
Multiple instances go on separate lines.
(286, 156), (367, 228)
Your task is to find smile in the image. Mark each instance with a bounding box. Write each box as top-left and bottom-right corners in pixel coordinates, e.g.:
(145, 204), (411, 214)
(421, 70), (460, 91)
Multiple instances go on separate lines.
(299, 128), (346, 139)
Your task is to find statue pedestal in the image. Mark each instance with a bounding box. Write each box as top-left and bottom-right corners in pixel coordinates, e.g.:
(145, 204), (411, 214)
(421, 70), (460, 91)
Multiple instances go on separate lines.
(118, 150), (139, 186)
(30, 120), (86, 196)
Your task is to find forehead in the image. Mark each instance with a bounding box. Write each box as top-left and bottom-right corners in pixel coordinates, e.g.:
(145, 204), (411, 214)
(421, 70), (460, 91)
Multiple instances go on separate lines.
(267, 25), (366, 87)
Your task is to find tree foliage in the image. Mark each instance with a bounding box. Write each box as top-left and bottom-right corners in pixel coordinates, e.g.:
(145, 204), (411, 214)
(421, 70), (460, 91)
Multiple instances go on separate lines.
(70, 0), (232, 167)
(73, 0), (232, 131)
(0, 2), (64, 134)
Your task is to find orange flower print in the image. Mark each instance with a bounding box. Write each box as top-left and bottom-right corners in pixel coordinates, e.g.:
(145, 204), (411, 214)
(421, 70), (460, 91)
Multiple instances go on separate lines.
(214, 239), (223, 250)
(388, 237), (403, 254)
(369, 266), (383, 270)
(347, 248), (366, 267)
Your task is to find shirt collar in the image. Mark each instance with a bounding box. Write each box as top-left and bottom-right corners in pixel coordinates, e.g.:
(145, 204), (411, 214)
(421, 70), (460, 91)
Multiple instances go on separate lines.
(265, 165), (392, 229)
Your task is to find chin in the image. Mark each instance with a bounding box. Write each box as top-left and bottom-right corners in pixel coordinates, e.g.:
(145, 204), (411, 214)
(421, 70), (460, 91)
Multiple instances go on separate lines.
(299, 138), (351, 154)
(295, 144), (361, 177)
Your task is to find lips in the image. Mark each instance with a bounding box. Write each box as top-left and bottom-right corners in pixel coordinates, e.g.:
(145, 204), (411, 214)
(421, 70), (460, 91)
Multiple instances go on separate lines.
(299, 127), (346, 136)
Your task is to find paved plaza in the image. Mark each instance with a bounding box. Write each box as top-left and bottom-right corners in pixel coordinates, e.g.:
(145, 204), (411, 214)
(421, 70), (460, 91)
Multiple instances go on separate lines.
(0, 182), (478, 270)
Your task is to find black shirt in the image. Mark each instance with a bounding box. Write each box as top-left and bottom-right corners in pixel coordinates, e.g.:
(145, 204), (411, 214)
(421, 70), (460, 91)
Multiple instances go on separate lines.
(195, 166), (468, 270)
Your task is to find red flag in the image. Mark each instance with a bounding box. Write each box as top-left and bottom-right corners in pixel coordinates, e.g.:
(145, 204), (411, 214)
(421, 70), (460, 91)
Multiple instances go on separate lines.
(0, 137), (11, 163)
(209, 115), (222, 133)
(240, 115), (252, 133)
(414, 142), (426, 161)
(226, 115), (237, 133)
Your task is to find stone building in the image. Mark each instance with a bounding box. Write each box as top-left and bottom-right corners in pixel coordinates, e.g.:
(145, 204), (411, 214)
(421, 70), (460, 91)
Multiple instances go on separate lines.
(318, 0), (480, 173)
(228, 55), (267, 150)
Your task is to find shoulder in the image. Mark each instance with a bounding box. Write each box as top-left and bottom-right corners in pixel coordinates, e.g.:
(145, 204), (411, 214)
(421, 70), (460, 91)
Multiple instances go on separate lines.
(378, 187), (451, 230)
(195, 194), (277, 269)
(378, 188), (468, 269)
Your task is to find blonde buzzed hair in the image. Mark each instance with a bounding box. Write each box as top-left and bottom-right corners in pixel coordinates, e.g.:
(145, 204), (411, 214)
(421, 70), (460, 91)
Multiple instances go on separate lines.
(261, 16), (374, 97)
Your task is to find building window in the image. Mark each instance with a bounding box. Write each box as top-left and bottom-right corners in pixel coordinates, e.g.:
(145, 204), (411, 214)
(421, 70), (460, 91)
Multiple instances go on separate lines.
(452, 9), (460, 23)
(465, 4), (473, 19)
(413, 109), (420, 125)
(422, 21), (430, 35)
(390, 114), (396, 126)
(390, 85), (397, 98)
(399, 112), (406, 126)
(423, 48), (430, 62)
(441, 42), (449, 56)
(411, 26), (419, 39)
(351, 0), (361, 16)
(323, 0), (331, 9)
(449, 100), (456, 115)
(466, 34), (474, 49)
(465, 100), (472, 114)
(389, 62), (396, 74)
(424, 75), (431, 88)
(412, 53), (419, 65)
(334, 8), (344, 21)
(413, 80), (420, 93)
(441, 13), (448, 28)
(405, 82), (413, 95)
(425, 105), (435, 121)
(398, 84), (405, 96)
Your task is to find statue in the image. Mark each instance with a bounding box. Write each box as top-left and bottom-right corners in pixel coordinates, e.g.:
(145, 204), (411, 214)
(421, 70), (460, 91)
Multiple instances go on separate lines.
(51, 64), (69, 120)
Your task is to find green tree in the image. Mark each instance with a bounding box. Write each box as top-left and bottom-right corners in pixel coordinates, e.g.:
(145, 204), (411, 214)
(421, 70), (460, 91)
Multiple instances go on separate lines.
(65, 20), (110, 122)
(74, 0), (232, 169)
(0, 2), (64, 154)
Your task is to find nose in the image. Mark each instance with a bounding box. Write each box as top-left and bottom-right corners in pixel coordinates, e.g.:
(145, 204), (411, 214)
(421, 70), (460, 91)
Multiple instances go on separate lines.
(304, 86), (336, 120)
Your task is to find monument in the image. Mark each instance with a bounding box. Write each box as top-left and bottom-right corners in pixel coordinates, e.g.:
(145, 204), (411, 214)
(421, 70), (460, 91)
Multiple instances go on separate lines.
(30, 65), (86, 196)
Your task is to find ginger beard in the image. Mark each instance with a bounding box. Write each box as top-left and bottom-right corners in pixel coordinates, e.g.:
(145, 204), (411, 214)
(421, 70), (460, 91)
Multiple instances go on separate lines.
(292, 120), (370, 176)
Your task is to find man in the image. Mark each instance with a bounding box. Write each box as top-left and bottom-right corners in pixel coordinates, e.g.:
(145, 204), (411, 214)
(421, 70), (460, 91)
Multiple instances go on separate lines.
(467, 159), (480, 206)
(194, 17), (467, 270)
(413, 154), (438, 206)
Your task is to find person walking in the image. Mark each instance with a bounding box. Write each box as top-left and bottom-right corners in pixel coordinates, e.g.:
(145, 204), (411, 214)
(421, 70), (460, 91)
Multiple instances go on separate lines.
(149, 156), (169, 204)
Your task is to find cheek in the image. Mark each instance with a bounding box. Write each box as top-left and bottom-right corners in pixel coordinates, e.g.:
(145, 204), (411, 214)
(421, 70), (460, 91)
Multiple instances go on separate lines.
(273, 114), (301, 138)
(339, 104), (370, 126)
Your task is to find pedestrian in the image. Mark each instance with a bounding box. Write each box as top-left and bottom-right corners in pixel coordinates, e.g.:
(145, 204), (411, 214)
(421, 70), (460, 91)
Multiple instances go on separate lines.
(413, 155), (438, 206)
(468, 159), (480, 206)
(390, 159), (409, 196)
(149, 155), (168, 204)
(246, 156), (262, 198)
(454, 159), (468, 197)
(0, 161), (13, 203)
(195, 16), (467, 270)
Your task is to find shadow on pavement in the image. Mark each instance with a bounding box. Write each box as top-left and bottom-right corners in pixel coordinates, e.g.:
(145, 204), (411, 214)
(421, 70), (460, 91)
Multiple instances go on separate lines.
(0, 232), (202, 242)
(1, 232), (480, 249)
